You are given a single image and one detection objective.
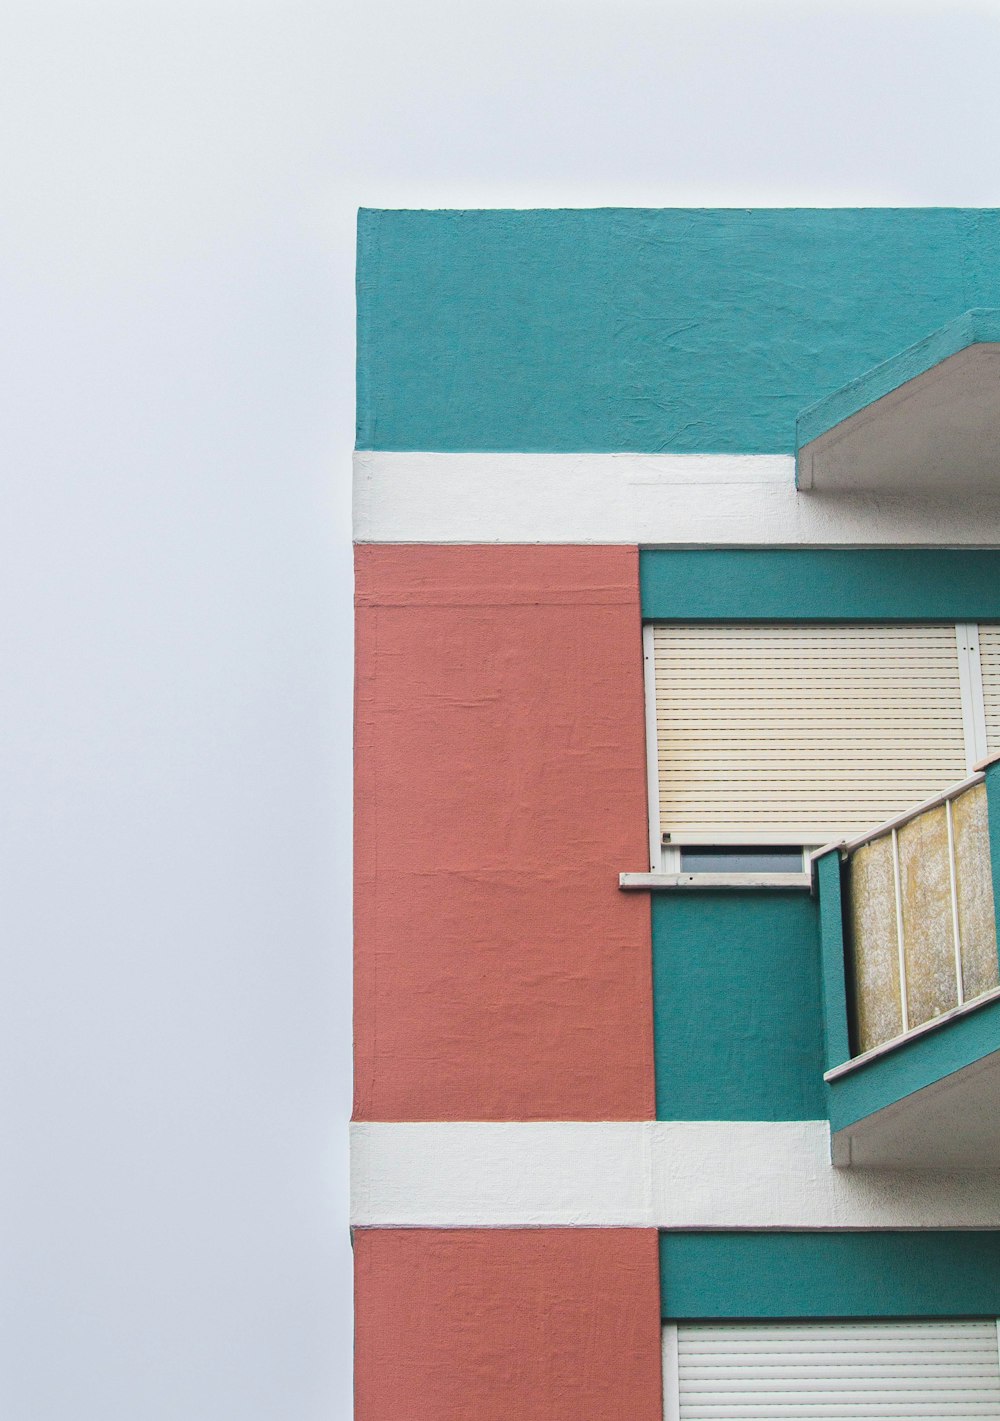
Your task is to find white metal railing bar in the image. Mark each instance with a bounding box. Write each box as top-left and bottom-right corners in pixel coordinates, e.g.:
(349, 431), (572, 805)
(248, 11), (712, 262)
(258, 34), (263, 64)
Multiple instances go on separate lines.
(836, 769), (985, 857)
(891, 825), (909, 1034)
(828, 771), (989, 1057)
(946, 796), (965, 1006)
(824, 983), (1000, 1080)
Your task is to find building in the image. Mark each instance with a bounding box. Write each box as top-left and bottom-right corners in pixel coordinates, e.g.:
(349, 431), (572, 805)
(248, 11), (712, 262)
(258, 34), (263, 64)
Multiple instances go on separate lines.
(351, 208), (1000, 1420)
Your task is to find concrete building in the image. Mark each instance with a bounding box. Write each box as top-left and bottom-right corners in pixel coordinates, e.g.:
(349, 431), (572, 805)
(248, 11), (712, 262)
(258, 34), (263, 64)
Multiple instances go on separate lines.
(351, 208), (1000, 1419)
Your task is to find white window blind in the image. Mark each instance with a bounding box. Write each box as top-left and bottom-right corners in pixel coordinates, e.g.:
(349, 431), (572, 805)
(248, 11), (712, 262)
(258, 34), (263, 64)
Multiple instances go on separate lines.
(979, 623), (1000, 756)
(653, 624), (971, 842)
(665, 1321), (1000, 1421)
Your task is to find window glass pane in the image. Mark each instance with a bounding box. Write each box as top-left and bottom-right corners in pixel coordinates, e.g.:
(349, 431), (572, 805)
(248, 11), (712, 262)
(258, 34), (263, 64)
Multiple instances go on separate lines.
(679, 846), (803, 873)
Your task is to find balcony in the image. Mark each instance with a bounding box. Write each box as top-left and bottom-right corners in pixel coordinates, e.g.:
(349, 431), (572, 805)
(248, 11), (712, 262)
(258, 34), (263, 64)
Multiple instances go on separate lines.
(814, 756), (1000, 1168)
(796, 308), (1000, 495)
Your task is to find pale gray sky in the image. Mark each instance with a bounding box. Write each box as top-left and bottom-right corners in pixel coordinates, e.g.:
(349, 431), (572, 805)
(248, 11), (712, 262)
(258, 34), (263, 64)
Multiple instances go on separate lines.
(1, 3), (998, 1417)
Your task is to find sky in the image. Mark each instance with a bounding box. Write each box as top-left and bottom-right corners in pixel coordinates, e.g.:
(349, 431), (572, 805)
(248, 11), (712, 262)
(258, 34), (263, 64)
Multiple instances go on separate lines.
(1, 2), (999, 1417)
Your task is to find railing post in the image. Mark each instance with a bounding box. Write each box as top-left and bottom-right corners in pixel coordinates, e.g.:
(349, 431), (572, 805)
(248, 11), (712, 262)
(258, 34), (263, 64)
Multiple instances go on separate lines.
(945, 796), (964, 1006)
(891, 827), (909, 1034)
(814, 847), (851, 1073)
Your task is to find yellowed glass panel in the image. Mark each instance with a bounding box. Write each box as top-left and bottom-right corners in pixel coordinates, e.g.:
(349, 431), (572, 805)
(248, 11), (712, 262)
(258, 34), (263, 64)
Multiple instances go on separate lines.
(953, 782), (999, 1001)
(898, 806), (959, 1029)
(850, 835), (902, 1053)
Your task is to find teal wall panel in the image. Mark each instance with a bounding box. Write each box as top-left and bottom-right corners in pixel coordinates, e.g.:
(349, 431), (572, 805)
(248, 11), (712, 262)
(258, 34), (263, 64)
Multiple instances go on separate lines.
(357, 208), (1000, 453)
(652, 892), (825, 1120)
(815, 850), (851, 1073)
(640, 549), (1000, 622)
(660, 1232), (1000, 1318)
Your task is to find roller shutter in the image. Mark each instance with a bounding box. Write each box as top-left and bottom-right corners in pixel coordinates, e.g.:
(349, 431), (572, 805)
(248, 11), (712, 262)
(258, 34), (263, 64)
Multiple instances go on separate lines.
(667, 1321), (1000, 1420)
(978, 623), (1000, 755)
(653, 624), (970, 841)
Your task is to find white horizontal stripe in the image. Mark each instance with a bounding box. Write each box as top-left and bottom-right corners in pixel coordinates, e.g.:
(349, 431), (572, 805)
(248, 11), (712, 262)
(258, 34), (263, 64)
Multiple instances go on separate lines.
(353, 451), (1000, 545)
(350, 1121), (1000, 1228)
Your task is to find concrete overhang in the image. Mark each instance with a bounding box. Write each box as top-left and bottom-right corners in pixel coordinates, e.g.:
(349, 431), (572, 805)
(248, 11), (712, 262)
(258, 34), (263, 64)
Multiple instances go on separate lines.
(827, 993), (1000, 1169)
(797, 310), (1000, 493)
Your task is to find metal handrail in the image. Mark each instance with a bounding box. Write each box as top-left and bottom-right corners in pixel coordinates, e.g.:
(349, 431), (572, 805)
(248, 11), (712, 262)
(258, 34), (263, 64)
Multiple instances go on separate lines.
(809, 769), (985, 866)
(829, 770), (991, 1055)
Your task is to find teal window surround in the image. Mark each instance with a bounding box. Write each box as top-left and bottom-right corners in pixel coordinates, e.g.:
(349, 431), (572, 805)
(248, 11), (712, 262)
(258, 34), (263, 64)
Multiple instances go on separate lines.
(640, 548), (1000, 623)
(659, 1232), (1000, 1319)
(815, 758), (1000, 1136)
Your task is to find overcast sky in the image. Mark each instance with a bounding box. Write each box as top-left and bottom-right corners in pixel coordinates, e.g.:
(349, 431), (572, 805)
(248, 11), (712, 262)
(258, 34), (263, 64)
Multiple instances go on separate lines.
(2, 3), (999, 1417)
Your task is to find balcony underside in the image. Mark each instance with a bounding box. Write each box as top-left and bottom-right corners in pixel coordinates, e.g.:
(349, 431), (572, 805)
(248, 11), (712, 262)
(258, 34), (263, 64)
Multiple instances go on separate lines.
(797, 310), (1000, 493)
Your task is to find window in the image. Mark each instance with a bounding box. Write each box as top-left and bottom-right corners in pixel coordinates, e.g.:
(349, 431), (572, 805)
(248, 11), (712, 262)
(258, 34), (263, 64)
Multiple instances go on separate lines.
(645, 622), (998, 873)
(663, 1320), (1000, 1420)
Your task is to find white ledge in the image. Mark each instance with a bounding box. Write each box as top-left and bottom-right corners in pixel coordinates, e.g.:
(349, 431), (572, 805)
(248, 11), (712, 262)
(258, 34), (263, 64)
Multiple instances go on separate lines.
(619, 871), (812, 891)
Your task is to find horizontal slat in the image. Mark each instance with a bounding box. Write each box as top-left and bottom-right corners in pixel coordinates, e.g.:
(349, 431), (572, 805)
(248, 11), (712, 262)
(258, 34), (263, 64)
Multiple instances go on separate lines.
(674, 1321), (1000, 1421)
(655, 623), (968, 838)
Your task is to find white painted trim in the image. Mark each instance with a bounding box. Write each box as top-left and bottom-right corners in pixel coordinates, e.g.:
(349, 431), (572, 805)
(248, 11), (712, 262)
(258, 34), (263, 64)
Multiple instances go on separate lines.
(661, 1325), (680, 1421)
(350, 1121), (1000, 1229)
(963, 623), (990, 766)
(354, 451), (1000, 546)
(619, 871), (811, 890)
(642, 625), (663, 872)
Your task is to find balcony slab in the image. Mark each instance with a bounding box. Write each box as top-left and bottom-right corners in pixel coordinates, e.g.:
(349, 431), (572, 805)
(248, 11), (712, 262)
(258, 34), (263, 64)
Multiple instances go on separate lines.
(797, 310), (1000, 494)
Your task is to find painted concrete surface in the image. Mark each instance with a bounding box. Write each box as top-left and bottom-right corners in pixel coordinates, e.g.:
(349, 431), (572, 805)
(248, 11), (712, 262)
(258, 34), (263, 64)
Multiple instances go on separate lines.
(660, 1231), (1000, 1318)
(357, 208), (1000, 453)
(797, 308), (1000, 488)
(353, 544), (655, 1121)
(354, 450), (1000, 545)
(350, 1121), (1000, 1229)
(353, 1228), (663, 1421)
(640, 547), (1000, 620)
(833, 1043), (1000, 1170)
(798, 342), (1000, 495)
(652, 891), (826, 1121)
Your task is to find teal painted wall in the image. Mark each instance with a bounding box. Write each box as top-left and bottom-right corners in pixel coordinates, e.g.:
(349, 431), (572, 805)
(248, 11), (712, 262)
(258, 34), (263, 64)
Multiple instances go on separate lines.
(357, 208), (1000, 453)
(660, 1232), (1000, 1318)
(652, 892), (825, 1120)
(640, 549), (1000, 622)
(815, 850), (851, 1073)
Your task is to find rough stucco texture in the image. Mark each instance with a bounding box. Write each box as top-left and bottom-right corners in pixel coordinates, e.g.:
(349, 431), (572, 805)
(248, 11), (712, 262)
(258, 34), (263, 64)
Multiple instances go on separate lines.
(353, 544), (654, 1120)
(354, 1228), (663, 1421)
(652, 891), (826, 1120)
(356, 207), (1000, 453)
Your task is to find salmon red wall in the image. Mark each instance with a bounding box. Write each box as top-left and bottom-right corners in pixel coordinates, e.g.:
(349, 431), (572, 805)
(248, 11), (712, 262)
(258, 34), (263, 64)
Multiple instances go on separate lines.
(354, 1228), (663, 1421)
(353, 544), (653, 1120)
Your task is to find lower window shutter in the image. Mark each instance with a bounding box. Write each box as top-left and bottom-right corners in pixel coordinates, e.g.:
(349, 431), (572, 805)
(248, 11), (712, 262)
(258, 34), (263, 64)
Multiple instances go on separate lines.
(654, 624), (970, 841)
(671, 1321), (1000, 1419)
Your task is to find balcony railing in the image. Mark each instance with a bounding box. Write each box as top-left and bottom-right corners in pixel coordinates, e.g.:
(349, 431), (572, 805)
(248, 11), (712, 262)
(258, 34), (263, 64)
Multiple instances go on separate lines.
(840, 773), (999, 1058)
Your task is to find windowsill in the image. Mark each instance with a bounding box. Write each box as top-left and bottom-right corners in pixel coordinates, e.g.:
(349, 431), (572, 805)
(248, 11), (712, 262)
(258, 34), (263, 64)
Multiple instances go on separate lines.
(618, 871), (812, 891)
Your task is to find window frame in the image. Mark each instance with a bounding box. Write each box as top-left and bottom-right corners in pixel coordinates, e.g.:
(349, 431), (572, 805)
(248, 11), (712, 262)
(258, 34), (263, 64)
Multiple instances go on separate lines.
(643, 621), (993, 875)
